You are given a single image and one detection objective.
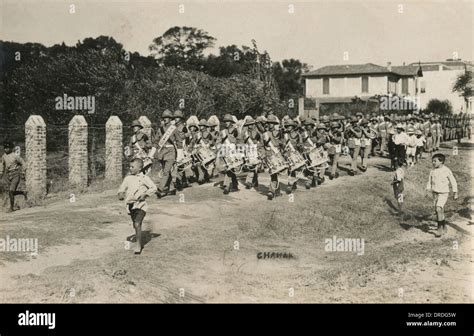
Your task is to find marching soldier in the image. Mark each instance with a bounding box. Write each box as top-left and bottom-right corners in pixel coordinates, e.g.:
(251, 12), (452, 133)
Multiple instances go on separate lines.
(194, 119), (215, 183)
(263, 115), (284, 200)
(369, 116), (379, 156)
(128, 119), (153, 174)
(152, 109), (178, 198)
(314, 123), (330, 184)
(345, 116), (362, 176)
(328, 119), (344, 180)
(186, 116), (201, 183)
(242, 116), (264, 189)
(221, 113), (240, 194)
(283, 119), (305, 192)
(173, 110), (193, 189)
(378, 115), (392, 156)
(359, 118), (373, 172)
(207, 115), (221, 149)
(299, 119), (317, 188)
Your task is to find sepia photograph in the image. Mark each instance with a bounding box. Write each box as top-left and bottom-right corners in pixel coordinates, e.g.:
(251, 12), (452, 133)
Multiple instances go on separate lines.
(0, 0), (472, 321)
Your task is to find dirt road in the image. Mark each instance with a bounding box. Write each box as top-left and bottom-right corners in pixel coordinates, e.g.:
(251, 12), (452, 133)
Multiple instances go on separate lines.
(0, 141), (472, 303)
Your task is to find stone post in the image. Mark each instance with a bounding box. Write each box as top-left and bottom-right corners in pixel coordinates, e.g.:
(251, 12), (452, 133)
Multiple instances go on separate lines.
(68, 115), (88, 188)
(25, 115), (47, 200)
(105, 116), (123, 181)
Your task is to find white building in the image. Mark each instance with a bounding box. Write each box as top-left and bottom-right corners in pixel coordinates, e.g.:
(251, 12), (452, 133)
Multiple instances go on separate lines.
(302, 60), (472, 113)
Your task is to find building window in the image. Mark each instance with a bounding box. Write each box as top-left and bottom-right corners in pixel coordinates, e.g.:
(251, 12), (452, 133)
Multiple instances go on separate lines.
(361, 76), (369, 93)
(323, 78), (330, 95)
(402, 78), (409, 95)
(421, 81), (426, 93)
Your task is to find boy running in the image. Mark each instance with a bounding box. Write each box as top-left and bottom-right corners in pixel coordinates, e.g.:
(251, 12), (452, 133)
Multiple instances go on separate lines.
(425, 153), (458, 237)
(118, 158), (157, 253)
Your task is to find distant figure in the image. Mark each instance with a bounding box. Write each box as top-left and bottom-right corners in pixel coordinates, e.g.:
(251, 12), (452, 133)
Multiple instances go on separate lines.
(118, 158), (157, 254)
(425, 153), (458, 238)
(391, 158), (405, 216)
(415, 130), (425, 163)
(425, 132), (433, 159)
(1, 141), (27, 212)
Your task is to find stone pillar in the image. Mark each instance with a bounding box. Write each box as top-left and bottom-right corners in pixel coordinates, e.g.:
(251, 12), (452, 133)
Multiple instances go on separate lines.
(68, 115), (88, 188)
(298, 97), (305, 118)
(105, 116), (122, 181)
(25, 115), (47, 200)
(138, 116), (152, 138)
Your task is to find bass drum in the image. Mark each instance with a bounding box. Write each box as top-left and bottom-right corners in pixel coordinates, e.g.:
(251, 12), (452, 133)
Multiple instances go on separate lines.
(264, 152), (288, 175)
(193, 146), (216, 167)
(304, 147), (329, 168)
(223, 153), (244, 171)
(286, 151), (306, 172)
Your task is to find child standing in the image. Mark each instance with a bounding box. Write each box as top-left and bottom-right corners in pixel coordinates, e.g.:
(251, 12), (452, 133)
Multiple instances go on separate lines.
(118, 158), (157, 254)
(415, 130), (425, 163)
(425, 132), (433, 159)
(391, 158), (405, 216)
(1, 141), (27, 212)
(406, 128), (417, 167)
(425, 153), (458, 237)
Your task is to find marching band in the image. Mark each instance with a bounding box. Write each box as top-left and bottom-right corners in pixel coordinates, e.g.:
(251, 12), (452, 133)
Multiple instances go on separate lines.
(126, 110), (470, 200)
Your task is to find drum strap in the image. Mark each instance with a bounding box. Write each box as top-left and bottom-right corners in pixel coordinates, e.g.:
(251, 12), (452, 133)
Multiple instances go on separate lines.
(157, 125), (177, 150)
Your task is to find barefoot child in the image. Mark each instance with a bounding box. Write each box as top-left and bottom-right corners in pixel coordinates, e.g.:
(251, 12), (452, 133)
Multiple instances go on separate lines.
(118, 158), (157, 254)
(425, 153), (458, 237)
(391, 158), (405, 216)
(1, 141), (27, 212)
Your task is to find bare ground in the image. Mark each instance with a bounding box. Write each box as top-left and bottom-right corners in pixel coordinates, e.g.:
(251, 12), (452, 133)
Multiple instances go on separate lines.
(0, 140), (472, 303)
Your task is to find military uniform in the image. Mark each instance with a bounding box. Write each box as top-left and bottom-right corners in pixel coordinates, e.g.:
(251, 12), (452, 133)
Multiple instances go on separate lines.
(283, 120), (304, 192)
(128, 120), (152, 174)
(299, 119), (318, 187)
(242, 117), (263, 189)
(172, 110), (194, 189)
(263, 115), (283, 200)
(328, 120), (343, 179)
(221, 114), (240, 194)
(359, 119), (372, 171)
(345, 117), (362, 175)
(152, 110), (178, 195)
(314, 124), (330, 183)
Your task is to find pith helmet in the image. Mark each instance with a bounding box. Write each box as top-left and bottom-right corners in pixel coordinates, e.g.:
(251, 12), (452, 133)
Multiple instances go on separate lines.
(173, 110), (184, 119)
(162, 109), (173, 118)
(131, 120), (143, 128)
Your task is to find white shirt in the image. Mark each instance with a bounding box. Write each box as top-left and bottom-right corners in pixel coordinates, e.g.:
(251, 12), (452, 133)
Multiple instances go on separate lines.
(394, 167), (405, 182)
(118, 173), (157, 212)
(426, 165), (458, 194)
(393, 132), (410, 145)
(415, 136), (426, 147)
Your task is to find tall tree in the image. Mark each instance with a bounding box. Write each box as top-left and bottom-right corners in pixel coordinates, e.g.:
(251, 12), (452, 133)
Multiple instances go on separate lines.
(204, 45), (255, 77)
(149, 26), (216, 71)
(452, 67), (473, 112)
(272, 58), (310, 100)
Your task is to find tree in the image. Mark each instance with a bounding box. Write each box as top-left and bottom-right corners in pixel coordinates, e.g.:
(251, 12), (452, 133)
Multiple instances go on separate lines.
(272, 59), (310, 100)
(426, 99), (453, 116)
(149, 26), (216, 71)
(204, 45), (256, 77)
(452, 68), (473, 112)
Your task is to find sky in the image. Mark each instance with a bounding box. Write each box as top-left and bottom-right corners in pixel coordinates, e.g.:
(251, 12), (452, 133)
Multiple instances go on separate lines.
(1, 0), (472, 70)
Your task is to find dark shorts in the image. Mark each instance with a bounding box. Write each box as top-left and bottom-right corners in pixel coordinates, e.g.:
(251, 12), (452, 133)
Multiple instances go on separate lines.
(5, 170), (21, 192)
(393, 182), (404, 202)
(128, 204), (146, 226)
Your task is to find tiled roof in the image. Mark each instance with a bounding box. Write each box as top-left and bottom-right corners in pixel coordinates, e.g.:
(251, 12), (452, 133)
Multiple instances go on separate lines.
(303, 63), (390, 77)
(315, 96), (372, 104)
(391, 65), (421, 76)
